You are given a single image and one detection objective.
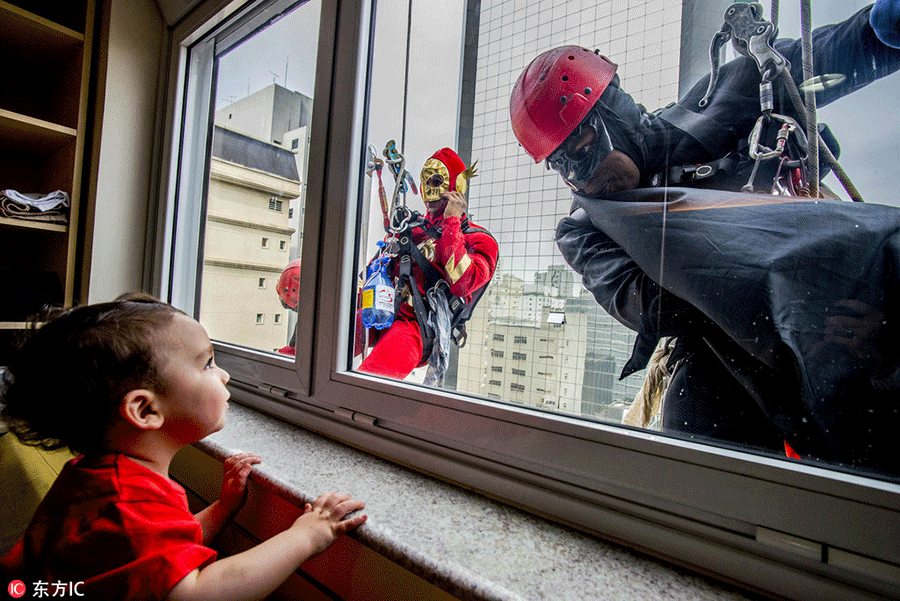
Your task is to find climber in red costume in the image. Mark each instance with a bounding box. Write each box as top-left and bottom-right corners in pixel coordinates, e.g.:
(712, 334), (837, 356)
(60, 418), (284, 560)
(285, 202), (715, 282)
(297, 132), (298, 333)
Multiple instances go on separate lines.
(358, 148), (498, 379)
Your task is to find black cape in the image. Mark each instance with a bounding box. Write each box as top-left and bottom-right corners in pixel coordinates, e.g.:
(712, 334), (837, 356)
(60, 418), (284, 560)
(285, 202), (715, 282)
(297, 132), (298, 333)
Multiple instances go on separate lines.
(573, 187), (900, 475)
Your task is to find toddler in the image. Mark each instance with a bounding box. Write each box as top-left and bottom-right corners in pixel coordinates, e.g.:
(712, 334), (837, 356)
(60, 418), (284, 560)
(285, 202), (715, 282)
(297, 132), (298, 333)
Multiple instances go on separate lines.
(0, 294), (366, 600)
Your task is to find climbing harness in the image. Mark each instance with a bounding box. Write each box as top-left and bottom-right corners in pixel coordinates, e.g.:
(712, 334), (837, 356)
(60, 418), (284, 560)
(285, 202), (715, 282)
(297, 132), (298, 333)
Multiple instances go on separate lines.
(362, 140), (494, 367)
(389, 211), (492, 361)
(638, 1), (867, 427)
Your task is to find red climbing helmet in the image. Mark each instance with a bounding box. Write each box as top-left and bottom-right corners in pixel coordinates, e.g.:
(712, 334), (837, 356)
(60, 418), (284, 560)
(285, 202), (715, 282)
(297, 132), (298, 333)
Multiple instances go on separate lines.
(276, 258), (302, 310)
(510, 46), (618, 163)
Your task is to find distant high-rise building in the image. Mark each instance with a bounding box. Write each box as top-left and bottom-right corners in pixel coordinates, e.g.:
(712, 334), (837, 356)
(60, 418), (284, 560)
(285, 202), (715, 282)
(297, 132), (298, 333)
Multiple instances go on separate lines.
(215, 83), (313, 146)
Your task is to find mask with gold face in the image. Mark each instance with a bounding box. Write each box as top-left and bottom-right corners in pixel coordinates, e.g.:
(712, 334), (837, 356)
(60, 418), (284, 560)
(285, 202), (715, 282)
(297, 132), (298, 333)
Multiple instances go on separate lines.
(419, 148), (477, 205)
(420, 159), (455, 203)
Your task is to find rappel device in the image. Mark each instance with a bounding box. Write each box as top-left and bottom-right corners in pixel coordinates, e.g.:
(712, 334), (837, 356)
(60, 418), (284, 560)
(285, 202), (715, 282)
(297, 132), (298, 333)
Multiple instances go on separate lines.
(659, 1), (861, 199)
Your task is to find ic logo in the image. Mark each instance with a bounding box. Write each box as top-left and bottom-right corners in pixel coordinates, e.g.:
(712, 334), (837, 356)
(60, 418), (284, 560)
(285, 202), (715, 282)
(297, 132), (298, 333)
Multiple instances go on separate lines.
(7, 580), (26, 598)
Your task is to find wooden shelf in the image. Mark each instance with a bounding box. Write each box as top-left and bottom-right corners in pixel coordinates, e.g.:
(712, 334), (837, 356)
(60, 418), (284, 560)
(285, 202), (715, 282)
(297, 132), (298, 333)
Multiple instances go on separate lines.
(0, 109), (77, 156)
(0, 2), (83, 47)
(0, 216), (67, 233)
(0, 0), (93, 353)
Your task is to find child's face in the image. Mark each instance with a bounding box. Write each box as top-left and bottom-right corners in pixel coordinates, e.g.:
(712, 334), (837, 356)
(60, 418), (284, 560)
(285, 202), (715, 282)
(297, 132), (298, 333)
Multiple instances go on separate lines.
(154, 313), (231, 443)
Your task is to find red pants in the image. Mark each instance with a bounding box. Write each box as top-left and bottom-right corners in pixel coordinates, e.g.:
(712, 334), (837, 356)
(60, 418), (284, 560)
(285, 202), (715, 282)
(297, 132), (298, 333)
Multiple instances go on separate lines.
(357, 317), (424, 379)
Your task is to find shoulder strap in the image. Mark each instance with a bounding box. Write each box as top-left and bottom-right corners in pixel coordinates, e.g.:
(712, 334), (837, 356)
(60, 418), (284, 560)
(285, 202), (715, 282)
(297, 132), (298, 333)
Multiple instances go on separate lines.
(449, 218), (495, 342)
(655, 102), (731, 159)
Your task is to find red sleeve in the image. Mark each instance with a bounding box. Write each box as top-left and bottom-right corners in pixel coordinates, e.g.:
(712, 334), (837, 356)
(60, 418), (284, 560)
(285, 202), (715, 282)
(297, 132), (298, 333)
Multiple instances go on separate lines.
(78, 500), (217, 600)
(434, 216), (498, 300)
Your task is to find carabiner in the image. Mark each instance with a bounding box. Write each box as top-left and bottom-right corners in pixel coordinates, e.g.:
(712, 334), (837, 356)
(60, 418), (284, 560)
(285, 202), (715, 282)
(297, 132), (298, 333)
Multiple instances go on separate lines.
(748, 112), (806, 161)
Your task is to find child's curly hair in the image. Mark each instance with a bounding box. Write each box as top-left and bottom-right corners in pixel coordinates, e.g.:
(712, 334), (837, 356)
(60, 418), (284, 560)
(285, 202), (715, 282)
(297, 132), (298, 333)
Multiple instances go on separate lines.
(0, 293), (184, 456)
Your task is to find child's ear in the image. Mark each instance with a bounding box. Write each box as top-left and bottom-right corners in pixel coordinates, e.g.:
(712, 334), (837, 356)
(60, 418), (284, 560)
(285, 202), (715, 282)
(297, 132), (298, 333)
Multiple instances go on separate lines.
(120, 390), (164, 430)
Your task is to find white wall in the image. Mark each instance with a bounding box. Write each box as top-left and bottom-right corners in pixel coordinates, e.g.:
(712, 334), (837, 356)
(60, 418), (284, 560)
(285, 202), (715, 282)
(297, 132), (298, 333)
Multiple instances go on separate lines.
(86, 0), (166, 302)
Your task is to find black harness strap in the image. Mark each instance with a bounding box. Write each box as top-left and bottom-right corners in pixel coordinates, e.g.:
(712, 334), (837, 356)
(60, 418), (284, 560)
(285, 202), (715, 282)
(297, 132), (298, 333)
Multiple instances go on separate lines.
(393, 214), (495, 361)
(656, 102), (733, 159)
(395, 233), (436, 362)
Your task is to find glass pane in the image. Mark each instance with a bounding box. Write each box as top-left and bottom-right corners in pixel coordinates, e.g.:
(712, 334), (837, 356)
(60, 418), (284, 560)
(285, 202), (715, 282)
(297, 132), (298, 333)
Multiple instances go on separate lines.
(197, 0), (320, 357)
(353, 0), (900, 480)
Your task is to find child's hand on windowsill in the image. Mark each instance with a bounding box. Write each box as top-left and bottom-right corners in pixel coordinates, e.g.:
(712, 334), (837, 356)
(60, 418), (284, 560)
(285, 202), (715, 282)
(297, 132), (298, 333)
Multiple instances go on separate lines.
(219, 452), (262, 517)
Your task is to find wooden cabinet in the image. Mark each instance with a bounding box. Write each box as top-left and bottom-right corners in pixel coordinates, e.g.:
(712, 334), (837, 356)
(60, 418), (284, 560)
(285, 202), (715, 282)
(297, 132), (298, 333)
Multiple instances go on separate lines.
(0, 0), (94, 359)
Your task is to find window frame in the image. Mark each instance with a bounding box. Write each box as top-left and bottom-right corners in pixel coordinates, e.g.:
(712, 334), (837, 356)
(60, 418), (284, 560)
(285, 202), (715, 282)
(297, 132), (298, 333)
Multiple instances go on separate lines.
(159, 1), (900, 599)
(160, 0), (339, 397)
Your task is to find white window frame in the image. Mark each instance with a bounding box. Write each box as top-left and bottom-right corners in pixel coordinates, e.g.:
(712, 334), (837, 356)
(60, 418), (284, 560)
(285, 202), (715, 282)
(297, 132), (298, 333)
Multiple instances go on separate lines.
(158, 1), (900, 599)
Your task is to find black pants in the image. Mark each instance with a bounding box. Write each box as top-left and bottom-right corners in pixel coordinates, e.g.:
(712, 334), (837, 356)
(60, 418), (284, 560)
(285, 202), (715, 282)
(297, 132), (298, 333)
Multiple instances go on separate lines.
(661, 344), (786, 454)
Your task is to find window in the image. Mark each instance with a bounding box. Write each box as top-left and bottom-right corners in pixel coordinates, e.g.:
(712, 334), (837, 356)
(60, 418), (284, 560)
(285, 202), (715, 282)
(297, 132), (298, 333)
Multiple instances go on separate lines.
(511, 368), (525, 377)
(491, 366), (502, 373)
(166, 0), (314, 364)
(513, 335), (527, 344)
(489, 380), (501, 387)
(164, 0), (900, 597)
(255, 313), (264, 325)
(274, 313), (282, 324)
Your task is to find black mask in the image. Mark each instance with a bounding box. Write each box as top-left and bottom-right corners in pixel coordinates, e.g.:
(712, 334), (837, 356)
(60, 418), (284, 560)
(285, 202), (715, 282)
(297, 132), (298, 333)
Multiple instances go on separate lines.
(545, 104), (615, 191)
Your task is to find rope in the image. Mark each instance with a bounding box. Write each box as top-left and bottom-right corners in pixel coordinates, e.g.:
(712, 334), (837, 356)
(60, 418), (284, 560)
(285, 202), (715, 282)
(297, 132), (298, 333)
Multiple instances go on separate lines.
(799, 0), (819, 197)
(773, 4), (863, 201)
(818, 138), (864, 201)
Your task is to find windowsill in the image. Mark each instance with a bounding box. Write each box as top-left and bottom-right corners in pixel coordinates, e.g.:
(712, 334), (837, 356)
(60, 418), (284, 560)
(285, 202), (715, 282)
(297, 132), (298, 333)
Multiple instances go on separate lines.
(179, 402), (757, 601)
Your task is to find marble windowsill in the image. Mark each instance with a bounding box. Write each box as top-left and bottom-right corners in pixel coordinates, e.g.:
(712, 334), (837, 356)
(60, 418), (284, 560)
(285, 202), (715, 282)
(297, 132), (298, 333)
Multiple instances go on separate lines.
(192, 402), (757, 601)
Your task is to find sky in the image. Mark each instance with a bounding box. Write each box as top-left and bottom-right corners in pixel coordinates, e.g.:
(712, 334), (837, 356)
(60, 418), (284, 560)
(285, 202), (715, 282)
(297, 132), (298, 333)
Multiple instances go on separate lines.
(215, 0), (321, 111)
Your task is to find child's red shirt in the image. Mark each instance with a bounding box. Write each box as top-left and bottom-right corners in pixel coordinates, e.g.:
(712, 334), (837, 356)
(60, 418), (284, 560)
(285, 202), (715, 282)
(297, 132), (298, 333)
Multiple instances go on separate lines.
(1, 453), (216, 600)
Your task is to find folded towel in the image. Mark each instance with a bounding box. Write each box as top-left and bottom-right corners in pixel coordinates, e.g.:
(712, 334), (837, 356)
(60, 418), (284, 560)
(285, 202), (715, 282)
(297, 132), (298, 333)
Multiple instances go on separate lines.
(2, 189), (69, 211)
(0, 193), (68, 224)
